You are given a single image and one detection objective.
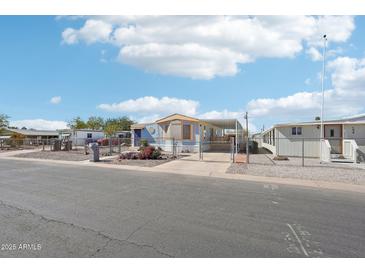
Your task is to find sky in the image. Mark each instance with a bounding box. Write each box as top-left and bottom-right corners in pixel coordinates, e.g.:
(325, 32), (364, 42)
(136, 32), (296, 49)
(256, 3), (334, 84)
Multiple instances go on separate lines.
(1, 15), (365, 132)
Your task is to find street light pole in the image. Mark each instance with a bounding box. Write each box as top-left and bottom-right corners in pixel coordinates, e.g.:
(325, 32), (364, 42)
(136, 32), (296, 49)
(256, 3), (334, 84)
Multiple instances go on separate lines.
(320, 34), (327, 162)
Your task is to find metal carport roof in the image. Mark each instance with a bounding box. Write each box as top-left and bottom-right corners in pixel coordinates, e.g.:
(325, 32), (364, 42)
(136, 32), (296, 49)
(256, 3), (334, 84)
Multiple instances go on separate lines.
(201, 119), (242, 129)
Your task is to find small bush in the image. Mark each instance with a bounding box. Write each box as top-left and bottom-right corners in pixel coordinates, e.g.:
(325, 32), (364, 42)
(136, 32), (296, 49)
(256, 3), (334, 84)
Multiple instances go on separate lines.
(138, 145), (153, 159)
(151, 149), (161, 159)
(97, 138), (109, 146)
(120, 145), (162, 160)
(140, 139), (149, 148)
(97, 138), (120, 146)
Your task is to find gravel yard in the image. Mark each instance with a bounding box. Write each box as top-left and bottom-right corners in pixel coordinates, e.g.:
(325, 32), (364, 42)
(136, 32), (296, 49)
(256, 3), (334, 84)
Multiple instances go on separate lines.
(104, 154), (183, 167)
(15, 150), (91, 161)
(227, 154), (365, 185)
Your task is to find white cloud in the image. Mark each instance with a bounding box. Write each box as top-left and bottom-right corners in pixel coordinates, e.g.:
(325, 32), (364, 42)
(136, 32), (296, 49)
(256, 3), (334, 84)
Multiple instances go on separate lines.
(198, 109), (257, 133)
(327, 56), (365, 93)
(62, 19), (113, 45)
(119, 43), (249, 79)
(61, 16), (355, 79)
(100, 49), (107, 63)
(306, 47), (322, 61)
(199, 109), (242, 120)
(247, 56), (365, 121)
(98, 96), (199, 116)
(10, 119), (68, 130)
(50, 96), (62, 104)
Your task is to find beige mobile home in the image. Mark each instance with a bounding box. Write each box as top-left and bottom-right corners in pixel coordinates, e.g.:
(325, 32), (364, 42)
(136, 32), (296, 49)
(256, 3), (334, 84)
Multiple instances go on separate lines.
(255, 115), (365, 163)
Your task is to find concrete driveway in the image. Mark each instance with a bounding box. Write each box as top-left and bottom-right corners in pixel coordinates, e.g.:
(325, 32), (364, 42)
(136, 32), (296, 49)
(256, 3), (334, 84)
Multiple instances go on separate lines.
(0, 159), (364, 257)
(181, 152), (232, 162)
(154, 152), (231, 176)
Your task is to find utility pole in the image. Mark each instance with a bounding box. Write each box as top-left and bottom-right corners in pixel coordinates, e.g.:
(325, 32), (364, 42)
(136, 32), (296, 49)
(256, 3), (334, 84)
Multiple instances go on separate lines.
(244, 111), (249, 164)
(320, 34), (327, 162)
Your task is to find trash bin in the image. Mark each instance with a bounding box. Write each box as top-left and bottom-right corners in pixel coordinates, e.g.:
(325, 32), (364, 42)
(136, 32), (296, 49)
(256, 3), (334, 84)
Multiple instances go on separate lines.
(64, 140), (72, 151)
(53, 139), (62, 151)
(89, 142), (100, 162)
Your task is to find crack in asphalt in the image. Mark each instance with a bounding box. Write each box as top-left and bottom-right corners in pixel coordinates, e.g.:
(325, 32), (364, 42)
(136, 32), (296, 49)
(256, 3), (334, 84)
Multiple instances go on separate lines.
(0, 200), (174, 258)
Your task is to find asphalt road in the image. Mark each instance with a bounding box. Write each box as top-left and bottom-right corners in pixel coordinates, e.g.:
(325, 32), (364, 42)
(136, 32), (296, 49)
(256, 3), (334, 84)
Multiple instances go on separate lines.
(0, 159), (364, 257)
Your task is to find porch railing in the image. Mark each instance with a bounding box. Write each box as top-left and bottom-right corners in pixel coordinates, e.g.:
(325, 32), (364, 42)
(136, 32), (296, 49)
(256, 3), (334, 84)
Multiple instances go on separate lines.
(343, 139), (359, 163)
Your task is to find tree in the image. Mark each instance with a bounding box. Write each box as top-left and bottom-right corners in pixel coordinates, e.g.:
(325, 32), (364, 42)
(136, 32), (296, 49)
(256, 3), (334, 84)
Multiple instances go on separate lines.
(68, 117), (88, 130)
(0, 113), (10, 128)
(111, 116), (135, 131)
(86, 116), (104, 130)
(103, 116), (135, 137)
(103, 121), (119, 137)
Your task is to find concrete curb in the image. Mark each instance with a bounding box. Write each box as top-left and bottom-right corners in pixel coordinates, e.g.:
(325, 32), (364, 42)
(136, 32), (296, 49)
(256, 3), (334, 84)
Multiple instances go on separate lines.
(1, 154), (365, 194)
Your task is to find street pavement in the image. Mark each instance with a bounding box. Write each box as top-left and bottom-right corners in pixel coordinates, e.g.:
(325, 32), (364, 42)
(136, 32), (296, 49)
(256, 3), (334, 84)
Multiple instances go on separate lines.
(0, 159), (364, 257)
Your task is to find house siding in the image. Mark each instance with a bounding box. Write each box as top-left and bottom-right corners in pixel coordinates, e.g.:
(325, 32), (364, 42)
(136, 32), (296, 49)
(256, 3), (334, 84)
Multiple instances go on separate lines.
(275, 125), (321, 157)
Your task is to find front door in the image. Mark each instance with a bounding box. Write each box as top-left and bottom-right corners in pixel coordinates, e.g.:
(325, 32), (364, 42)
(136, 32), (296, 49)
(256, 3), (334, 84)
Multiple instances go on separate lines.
(324, 125), (342, 154)
(134, 129), (141, 146)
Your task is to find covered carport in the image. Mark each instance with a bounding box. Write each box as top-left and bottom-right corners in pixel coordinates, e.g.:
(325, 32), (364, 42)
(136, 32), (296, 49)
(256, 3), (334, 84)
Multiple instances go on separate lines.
(200, 118), (245, 161)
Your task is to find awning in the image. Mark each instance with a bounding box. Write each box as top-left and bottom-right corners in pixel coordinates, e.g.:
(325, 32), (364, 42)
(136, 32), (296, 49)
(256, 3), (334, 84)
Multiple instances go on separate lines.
(131, 123), (147, 130)
(201, 119), (242, 130)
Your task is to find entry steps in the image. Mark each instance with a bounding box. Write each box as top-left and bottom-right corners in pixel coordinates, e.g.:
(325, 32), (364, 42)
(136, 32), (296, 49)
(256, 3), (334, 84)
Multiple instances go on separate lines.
(330, 153), (354, 163)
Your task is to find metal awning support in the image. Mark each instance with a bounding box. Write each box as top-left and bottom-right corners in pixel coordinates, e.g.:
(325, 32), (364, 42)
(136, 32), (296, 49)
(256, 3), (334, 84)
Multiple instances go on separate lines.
(235, 119), (238, 157)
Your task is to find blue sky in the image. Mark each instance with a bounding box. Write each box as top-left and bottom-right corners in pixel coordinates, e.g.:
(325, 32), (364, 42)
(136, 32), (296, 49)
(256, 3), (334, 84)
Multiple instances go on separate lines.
(1, 16), (365, 131)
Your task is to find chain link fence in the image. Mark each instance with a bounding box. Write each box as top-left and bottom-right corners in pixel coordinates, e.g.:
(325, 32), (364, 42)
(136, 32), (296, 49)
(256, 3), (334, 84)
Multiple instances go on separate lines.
(1, 135), (242, 163)
(249, 137), (365, 167)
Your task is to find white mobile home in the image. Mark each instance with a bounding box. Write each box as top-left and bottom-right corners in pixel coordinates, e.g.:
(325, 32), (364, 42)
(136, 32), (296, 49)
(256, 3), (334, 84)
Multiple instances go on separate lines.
(131, 113), (244, 153)
(255, 115), (365, 163)
(59, 129), (105, 146)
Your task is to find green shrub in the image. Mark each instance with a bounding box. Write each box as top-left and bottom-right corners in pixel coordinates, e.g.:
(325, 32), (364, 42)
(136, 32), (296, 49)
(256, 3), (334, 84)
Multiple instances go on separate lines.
(151, 149), (161, 159)
(140, 139), (149, 148)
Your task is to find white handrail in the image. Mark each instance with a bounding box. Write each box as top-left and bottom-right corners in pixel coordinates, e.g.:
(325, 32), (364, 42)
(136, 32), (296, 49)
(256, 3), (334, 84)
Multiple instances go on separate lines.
(343, 139), (358, 163)
(320, 139), (331, 162)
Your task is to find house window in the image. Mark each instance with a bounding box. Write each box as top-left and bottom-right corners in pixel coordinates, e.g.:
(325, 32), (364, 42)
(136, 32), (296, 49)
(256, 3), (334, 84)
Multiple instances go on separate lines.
(87, 133), (92, 139)
(183, 125), (191, 140)
(352, 127), (355, 134)
(291, 127), (302, 136)
(330, 129), (334, 137)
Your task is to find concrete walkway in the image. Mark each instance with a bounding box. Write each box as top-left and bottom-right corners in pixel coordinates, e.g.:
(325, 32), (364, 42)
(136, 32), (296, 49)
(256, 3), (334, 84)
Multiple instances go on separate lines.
(1, 149), (365, 194)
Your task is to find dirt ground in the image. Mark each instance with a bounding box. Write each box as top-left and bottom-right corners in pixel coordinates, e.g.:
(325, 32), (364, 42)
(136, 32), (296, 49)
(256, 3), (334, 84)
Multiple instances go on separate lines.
(104, 154), (183, 167)
(227, 154), (365, 185)
(14, 150), (91, 161)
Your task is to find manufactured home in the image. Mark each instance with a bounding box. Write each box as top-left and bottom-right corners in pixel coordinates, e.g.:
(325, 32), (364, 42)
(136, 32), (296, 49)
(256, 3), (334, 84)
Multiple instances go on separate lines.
(254, 115), (365, 163)
(0, 127), (59, 140)
(59, 129), (105, 146)
(131, 113), (244, 153)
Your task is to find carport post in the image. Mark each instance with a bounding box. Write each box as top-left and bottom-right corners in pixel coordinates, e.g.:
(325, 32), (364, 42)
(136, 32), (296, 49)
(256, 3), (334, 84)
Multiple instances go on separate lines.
(235, 119), (238, 157)
(245, 112), (249, 164)
(199, 124), (203, 161)
(118, 137), (121, 154)
(302, 138), (305, 167)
